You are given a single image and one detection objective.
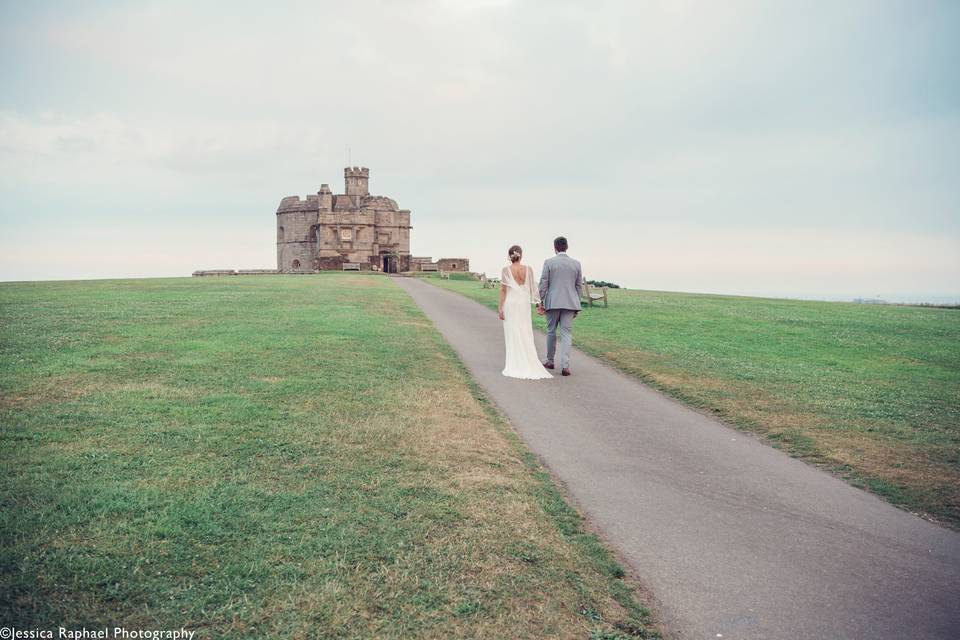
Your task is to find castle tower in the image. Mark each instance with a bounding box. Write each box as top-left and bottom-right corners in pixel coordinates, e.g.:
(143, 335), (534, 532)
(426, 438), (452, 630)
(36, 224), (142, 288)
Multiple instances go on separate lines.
(344, 166), (370, 197)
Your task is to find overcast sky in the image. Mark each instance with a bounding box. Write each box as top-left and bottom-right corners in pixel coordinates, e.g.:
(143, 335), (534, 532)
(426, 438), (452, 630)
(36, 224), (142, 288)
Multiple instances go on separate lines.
(1, 0), (958, 300)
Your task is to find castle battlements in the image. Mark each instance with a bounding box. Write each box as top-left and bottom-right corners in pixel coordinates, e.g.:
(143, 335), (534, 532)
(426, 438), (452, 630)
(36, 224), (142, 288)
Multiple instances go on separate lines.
(276, 194), (319, 214)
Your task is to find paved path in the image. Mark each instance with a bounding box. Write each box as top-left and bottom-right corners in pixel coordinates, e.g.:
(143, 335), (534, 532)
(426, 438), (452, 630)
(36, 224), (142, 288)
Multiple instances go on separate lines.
(393, 277), (960, 640)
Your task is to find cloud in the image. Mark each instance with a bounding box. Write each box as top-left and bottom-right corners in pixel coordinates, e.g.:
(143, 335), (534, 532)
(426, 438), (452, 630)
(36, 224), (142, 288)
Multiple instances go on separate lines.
(0, 111), (333, 192)
(0, 0), (957, 297)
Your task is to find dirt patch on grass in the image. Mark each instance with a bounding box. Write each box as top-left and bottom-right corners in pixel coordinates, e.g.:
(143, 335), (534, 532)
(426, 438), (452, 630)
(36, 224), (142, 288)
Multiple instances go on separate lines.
(3, 355), (197, 410)
(1, 373), (91, 408)
(616, 361), (960, 525)
(800, 427), (960, 521)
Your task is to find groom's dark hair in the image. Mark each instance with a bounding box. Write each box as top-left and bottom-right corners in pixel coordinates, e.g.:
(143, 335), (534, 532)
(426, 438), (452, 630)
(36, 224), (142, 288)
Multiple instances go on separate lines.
(554, 236), (568, 252)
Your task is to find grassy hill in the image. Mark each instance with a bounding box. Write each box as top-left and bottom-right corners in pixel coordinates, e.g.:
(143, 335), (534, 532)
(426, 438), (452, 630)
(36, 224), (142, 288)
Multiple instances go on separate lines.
(0, 275), (658, 639)
(426, 276), (960, 528)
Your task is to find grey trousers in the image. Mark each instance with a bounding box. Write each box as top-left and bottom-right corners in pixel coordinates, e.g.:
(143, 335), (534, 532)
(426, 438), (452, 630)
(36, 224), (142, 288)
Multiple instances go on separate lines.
(545, 309), (576, 369)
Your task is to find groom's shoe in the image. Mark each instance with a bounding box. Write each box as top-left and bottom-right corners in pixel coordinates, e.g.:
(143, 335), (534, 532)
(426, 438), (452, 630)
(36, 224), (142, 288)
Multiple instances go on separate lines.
(543, 361), (555, 370)
(561, 368), (571, 376)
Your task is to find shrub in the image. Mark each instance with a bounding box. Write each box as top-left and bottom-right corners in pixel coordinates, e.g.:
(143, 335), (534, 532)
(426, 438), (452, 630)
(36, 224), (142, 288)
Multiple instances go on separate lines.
(586, 280), (621, 289)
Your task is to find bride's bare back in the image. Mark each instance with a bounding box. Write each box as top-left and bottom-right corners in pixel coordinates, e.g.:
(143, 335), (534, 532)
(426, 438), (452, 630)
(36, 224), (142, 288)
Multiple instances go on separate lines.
(509, 262), (528, 285)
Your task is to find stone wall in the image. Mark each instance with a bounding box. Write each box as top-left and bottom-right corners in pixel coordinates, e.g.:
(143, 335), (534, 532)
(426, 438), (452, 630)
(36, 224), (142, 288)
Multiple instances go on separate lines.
(313, 255), (377, 271)
(314, 209), (411, 265)
(193, 270), (280, 276)
(437, 258), (470, 272)
(277, 206), (318, 272)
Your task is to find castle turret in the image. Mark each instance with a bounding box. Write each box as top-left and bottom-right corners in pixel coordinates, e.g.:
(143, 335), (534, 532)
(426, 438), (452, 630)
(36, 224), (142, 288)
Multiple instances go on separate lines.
(344, 166), (370, 197)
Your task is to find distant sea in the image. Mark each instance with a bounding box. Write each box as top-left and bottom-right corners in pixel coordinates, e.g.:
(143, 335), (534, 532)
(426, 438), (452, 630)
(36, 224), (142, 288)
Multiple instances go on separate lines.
(843, 294), (960, 306)
(752, 294), (960, 306)
(618, 285), (960, 306)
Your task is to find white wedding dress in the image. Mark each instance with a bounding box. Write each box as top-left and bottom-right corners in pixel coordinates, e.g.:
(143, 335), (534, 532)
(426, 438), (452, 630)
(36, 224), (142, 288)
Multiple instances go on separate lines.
(501, 265), (553, 379)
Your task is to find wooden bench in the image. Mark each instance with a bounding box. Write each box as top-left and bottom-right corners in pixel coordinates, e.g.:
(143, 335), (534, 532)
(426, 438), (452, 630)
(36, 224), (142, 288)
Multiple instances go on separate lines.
(581, 282), (608, 308)
(439, 270), (450, 280)
(342, 262), (361, 271)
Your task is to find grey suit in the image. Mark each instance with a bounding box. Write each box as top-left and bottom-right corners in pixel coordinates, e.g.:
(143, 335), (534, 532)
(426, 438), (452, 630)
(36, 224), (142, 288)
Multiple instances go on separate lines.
(538, 253), (583, 370)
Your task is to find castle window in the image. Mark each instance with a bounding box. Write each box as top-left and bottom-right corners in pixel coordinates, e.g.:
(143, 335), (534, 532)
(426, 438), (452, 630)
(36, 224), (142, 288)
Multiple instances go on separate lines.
(278, 226), (284, 242)
(451, 263), (457, 269)
(292, 259), (300, 269)
(340, 228), (352, 241)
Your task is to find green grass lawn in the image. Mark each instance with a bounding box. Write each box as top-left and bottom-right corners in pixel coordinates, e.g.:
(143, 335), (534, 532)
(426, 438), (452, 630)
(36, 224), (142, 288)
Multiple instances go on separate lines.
(425, 276), (960, 527)
(0, 274), (658, 639)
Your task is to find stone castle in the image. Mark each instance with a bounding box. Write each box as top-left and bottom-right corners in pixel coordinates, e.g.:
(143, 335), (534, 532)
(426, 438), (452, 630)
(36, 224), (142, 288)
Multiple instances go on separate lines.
(276, 167), (468, 274)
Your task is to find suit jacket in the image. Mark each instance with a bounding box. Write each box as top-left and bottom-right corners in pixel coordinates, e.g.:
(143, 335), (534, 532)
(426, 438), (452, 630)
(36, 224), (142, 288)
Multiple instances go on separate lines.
(538, 253), (583, 311)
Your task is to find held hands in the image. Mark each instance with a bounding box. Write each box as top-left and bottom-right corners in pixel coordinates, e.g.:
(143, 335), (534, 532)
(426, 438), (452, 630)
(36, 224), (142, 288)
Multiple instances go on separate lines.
(536, 304), (546, 316)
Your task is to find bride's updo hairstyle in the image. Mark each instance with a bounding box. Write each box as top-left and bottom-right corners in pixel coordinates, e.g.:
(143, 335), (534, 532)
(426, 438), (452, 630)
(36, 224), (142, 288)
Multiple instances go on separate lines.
(508, 245), (523, 263)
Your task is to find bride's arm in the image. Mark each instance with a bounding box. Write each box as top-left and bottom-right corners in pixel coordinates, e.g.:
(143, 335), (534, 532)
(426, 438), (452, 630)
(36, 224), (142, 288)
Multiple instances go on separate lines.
(528, 266), (541, 305)
(498, 266), (508, 320)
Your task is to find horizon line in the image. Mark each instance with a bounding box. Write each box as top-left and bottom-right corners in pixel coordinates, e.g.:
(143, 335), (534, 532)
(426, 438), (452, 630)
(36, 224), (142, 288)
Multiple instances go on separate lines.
(2, 273), (958, 306)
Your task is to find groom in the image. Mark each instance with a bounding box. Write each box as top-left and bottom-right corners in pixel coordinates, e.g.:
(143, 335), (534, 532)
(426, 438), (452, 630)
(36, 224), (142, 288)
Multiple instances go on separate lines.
(537, 236), (584, 376)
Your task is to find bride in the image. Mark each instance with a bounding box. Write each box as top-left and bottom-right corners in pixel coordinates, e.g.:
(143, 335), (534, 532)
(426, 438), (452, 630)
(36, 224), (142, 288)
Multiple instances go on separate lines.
(498, 245), (553, 380)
